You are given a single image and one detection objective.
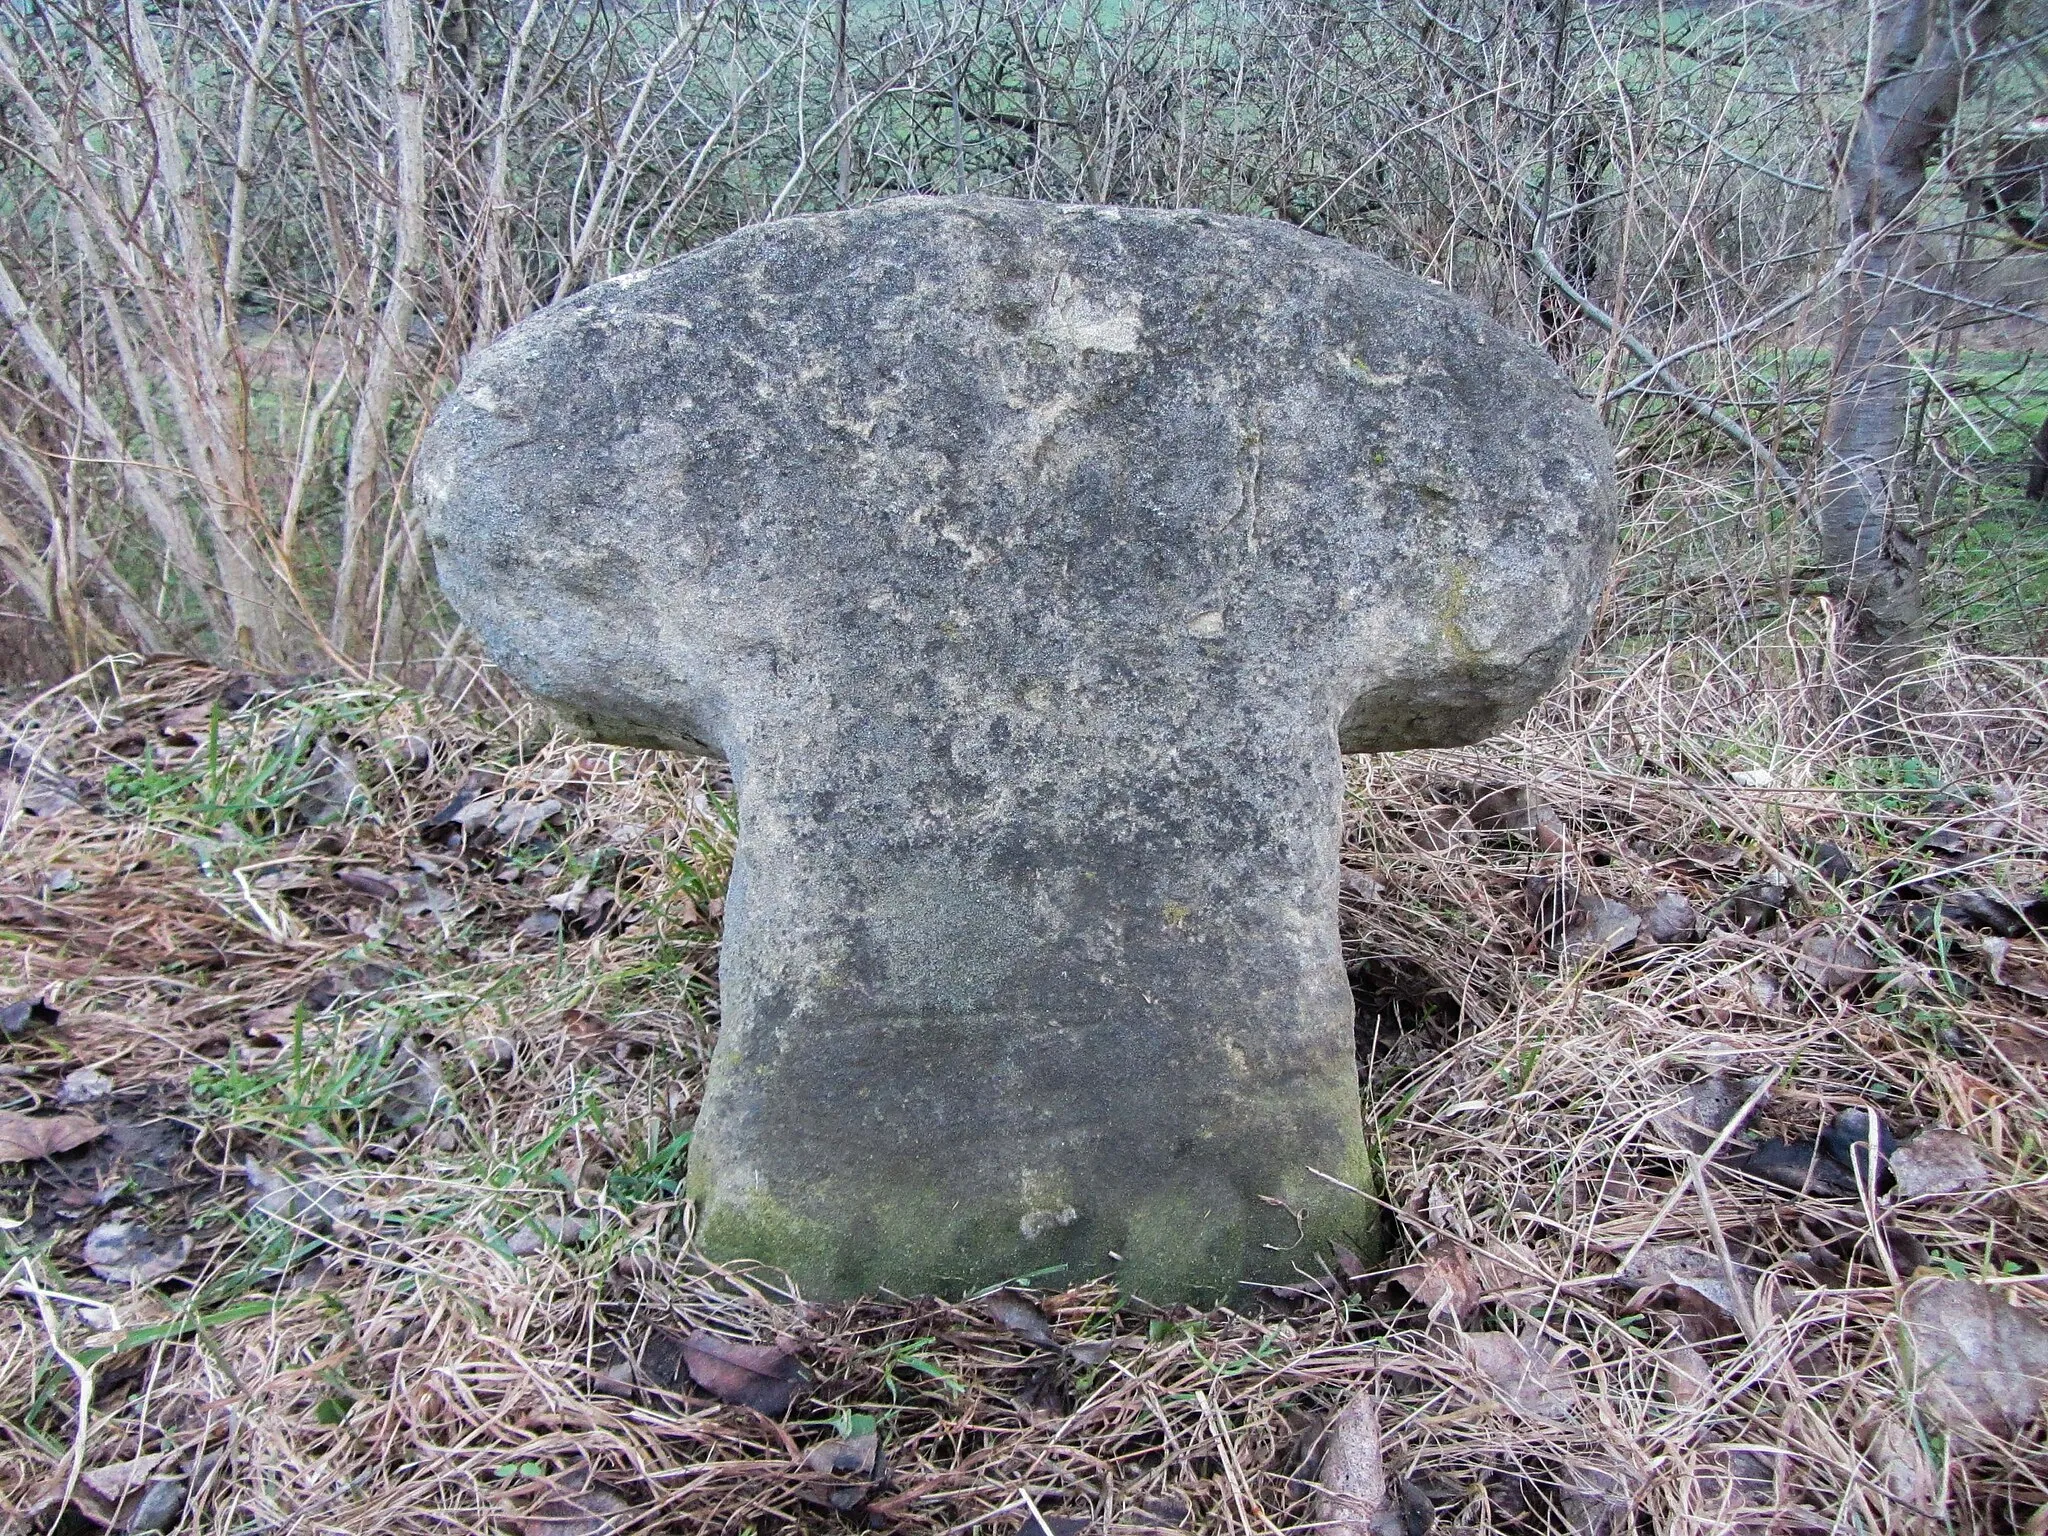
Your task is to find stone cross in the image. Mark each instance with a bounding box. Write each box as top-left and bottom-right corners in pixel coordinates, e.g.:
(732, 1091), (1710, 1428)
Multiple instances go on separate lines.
(421, 195), (1616, 1303)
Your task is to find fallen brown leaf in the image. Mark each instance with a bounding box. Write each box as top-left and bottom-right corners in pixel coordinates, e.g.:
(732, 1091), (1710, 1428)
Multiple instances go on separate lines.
(336, 866), (403, 901)
(1867, 1417), (1940, 1519)
(1806, 840), (1858, 884)
(1657, 1341), (1714, 1407)
(1469, 784), (1546, 836)
(0, 1109), (103, 1162)
(1733, 1136), (1859, 1198)
(678, 1331), (807, 1416)
(1130, 1493), (1192, 1529)
(801, 1433), (880, 1478)
(1984, 935), (2048, 1002)
(1651, 1075), (1761, 1153)
(1461, 1330), (1578, 1421)
(1408, 803), (1469, 853)
(493, 795), (564, 844)
(518, 910), (564, 939)
(83, 1219), (192, 1286)
(799, 1430), (883, 1512)
(1614, 1244), (1746, 1332)
(1728, 875), (1791, 931)
(1313, 1390), (1404, 1536)
(512, 1485), (636, 1536)
(980, 1289), (1064, 1349)
(1559, 895), (1640, 962)
(978, 1288), (1110, 1365)
(28, 1448), (184, 1533)
(1793, 929), (1876, 995)
(0, 995), (60, 1039)
(1681, 841), (1744, 871)
(1898, 1276), (2048, 1442)
(1020, 1510), (1091, 1536)
(1390, 1239), (1540, 1323)
(1889, 1128), (1991, 1199)
(1689, 1447), (1776, 1529)
(79, 1449), (170, 1505)
(1014, 1359), (1069, 1423)
(420, 773), (498, 842)
(1558, 1461), (1632, 1536)
(1, 742), (84, 815)
(1940, 887), (2041, 937)
(1638, 889), (1700, 944)
(1996, 1016), (2048, 1065)
(1339, 866), (1385, 906)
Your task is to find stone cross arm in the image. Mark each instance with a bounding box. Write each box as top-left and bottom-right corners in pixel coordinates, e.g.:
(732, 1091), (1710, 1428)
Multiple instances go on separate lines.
(423, 195), (1616, 1302)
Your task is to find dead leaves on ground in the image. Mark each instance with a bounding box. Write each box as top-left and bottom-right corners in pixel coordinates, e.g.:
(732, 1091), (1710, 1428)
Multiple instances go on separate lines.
(1791, 930), (1877, 996)
(1940, 886), (2048, 937)
(1321, 1309), (1634, 1534)
(1312, 1392), (1405, 1536)
(1361, 1156), (2048, 1529)
(1, 738), (85, 817)
(981, 1288), (1068, 1349)
(1657, 1341), (1716, 1407)
(0, 994), (60, 1039)
(0, 1108), (102, 1161)
(1388, 1238), (1545, 1324)
(590, 1330), (887, 1514)
(577, 1294), (1147, 1519)
(799, 1427), (885, 1514)
(1898, 1277), (2048, 1444)
(606, 1328), (809, 1418)
(1459, 1330), (1579, 1422)
(980, 1288), (1114, 1366)
(1614, 1244), (1748, 1338)
(1982, 934), (2048, 1003)
(1373, 776), (2048, 1028)
(82, 1218), (191, 1286)
(13, 667), (655, 1012)
(1647, 1073), (2006, 1217)
(9, 664), (2048, 1533)
(1652, 1073), (1765, 1153)
(509, 1467), (639, 1536)
(17, 1447), (189, 1535)
(1889, 1128), (1992, 1199)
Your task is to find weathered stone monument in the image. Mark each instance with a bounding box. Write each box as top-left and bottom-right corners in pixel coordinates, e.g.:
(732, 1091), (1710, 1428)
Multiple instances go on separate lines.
(421, 196), (1616, 1302)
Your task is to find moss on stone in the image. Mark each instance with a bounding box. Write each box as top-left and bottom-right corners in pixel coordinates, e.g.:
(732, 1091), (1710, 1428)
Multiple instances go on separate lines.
(689, 1109), (1384, 1307)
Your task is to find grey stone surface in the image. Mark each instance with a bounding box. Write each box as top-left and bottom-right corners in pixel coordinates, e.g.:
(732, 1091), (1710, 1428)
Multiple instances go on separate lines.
(421, 195), (1616, 1302)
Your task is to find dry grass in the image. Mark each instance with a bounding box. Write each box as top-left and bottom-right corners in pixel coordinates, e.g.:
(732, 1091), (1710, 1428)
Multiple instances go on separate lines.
(3, 576), (2047, 1532)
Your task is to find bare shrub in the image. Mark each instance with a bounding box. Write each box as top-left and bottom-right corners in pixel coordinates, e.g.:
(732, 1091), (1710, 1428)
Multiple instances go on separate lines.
(0, 0), (2038, 676)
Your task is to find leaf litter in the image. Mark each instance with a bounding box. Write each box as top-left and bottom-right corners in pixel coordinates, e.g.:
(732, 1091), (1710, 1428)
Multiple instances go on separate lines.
(1889, 1127), (1993, 1199)
(1897, 1278), (2048, 1443)
(82, 1218), (191, 1286)
(674, 1332), (809, 1417)
(0, 1110), (102, 1161)
(1459, 1330), (1579, 1422)
(1311, 1391), (1409, 1536)
(979, 1286), (1114, 1364)
(4, 652), (2048, 1531)
(1387, 1238), (1545, 1323)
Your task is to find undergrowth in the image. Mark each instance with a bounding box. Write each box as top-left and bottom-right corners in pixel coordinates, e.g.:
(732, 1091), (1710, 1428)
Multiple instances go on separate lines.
(2, 516), (2047, 1532)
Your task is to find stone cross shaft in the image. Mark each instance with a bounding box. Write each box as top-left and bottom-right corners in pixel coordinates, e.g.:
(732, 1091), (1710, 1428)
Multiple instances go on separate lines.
(422, 196), (1616, 1302)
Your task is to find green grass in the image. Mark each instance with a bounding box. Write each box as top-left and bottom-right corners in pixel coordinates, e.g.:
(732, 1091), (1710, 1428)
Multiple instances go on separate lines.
(193, 1018), (420, 1143)
(102, 684), (397, 849)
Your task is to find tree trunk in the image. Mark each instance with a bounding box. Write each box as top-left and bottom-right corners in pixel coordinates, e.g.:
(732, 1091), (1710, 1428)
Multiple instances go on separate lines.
(1817, 0), (2003, 691)
(333, 0), (429, 660)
